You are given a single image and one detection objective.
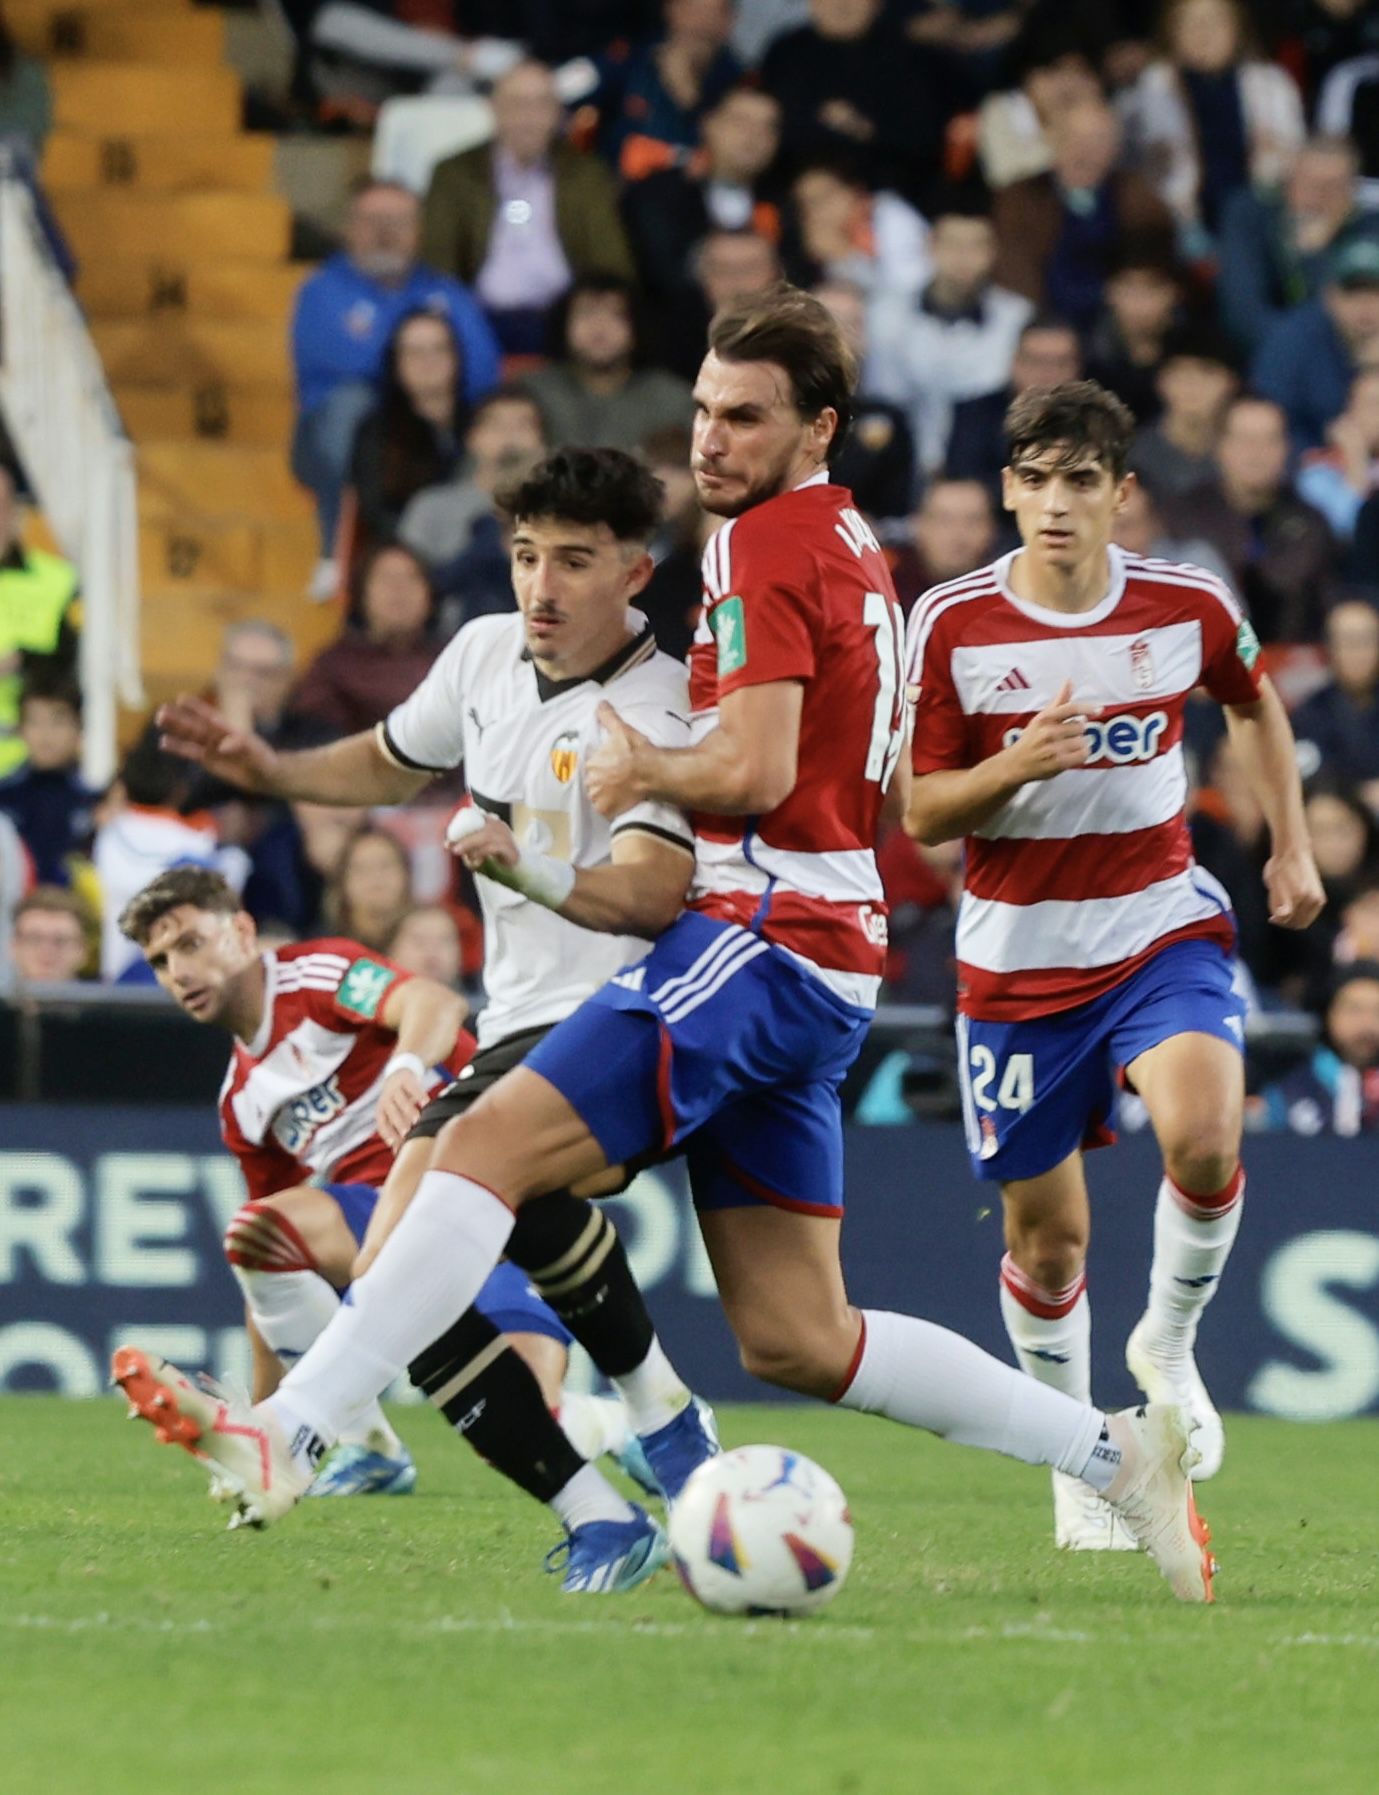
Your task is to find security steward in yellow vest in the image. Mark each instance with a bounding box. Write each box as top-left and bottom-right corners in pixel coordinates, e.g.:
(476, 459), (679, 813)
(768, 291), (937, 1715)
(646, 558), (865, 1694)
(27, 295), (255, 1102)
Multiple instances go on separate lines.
(0, 468), (80, 778)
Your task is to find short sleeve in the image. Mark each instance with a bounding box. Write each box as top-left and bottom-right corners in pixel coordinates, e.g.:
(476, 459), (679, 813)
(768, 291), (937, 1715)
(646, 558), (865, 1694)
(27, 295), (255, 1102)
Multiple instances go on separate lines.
(604, 689), (694, 850)
(1198, 579), (1265, 707)
(281, 940), (412, 1030)
(378, 628), (472, 772)
(707, 518), (817, 697)
(906, 598), (969, 775)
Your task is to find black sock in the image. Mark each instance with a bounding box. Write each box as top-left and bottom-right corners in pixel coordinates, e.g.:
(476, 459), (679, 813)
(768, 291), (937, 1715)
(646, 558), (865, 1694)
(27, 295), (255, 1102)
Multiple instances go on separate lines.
(408, 1307), (585, 1506)
(506, 1194), (655, 1378)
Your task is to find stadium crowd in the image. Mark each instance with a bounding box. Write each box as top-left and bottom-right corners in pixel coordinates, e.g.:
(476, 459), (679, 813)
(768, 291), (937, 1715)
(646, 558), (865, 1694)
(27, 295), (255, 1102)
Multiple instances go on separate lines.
(3, 0), (1379, 1132)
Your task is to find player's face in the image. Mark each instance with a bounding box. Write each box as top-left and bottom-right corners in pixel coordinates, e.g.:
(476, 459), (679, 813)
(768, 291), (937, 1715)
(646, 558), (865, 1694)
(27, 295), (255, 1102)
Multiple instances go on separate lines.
(511, 516), (653, 673)
(143, 903), (258, 1025)
(691, 351), (834, 517)
(1002, 447), (1130, 572)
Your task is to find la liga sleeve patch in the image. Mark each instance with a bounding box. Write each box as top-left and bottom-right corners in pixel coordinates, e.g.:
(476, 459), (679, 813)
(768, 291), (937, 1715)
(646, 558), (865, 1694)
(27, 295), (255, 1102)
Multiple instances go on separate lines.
(335, 957), (399, 1020)
(1235, 617), (1261, 670)
(710, 595), (747, 676)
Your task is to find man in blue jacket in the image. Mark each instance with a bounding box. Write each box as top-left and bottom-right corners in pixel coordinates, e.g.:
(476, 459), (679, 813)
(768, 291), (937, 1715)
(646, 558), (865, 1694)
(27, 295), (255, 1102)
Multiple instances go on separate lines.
(290, 178), (502, 578)
(1251, 237), (1379, 452)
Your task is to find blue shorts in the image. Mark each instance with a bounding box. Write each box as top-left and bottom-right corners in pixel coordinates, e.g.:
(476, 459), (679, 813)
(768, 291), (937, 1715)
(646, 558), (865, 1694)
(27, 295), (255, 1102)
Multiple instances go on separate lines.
(956, 939), (1247, 1184)
(523, 912), (873, 1217)
(320, 1182), (571, 1344)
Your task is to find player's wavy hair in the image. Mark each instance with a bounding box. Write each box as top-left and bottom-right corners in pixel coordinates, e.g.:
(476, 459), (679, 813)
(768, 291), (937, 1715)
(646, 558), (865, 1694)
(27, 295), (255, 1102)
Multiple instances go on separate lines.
(119, 867), (242, 946)
(497, 447), (664, 546)
(708, 283), (856, 456)
(1004, 379), (1136, 481)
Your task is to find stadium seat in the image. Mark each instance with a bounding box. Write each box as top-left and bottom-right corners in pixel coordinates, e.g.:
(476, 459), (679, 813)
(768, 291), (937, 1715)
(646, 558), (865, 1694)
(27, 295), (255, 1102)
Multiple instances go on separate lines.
(54, 192), (291, 264)
(78, 259), (306, 325)
(44, 132), (277, 195)
(91, 318), (292, 391)
(114, 384), (297, 450)
(138, 442), (312, 526)
(17, 9), (224, 65)
(51, 63), (242, 136)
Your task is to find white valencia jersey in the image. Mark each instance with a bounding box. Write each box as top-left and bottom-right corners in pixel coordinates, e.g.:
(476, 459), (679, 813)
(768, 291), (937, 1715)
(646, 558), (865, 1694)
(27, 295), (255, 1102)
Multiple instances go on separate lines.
(219, 941), (473, 1199)
(380, 612), (693, 1047)
(908, 546), (1264, 1020)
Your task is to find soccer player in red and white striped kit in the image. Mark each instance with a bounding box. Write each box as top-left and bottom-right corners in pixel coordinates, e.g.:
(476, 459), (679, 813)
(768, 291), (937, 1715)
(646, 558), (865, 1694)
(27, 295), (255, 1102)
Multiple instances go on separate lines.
(907, 380), (1324, 1548)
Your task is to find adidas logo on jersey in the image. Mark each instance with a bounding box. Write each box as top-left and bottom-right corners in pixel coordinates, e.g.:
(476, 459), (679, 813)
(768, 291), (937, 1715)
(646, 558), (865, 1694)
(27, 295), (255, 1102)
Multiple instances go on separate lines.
(612, 966), (646, 991)
(995, 667), (1032, 694)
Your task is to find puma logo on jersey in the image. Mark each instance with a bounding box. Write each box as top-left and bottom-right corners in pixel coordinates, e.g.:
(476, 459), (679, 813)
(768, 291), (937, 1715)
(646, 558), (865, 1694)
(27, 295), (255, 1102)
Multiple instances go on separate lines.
(272, 1073), (348, 1155)
(1002, 709), (1168, 766)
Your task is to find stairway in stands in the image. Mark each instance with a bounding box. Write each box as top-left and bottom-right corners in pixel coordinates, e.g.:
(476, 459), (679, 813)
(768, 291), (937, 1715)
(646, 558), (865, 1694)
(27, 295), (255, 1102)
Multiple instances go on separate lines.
(15, 0), (341, 712)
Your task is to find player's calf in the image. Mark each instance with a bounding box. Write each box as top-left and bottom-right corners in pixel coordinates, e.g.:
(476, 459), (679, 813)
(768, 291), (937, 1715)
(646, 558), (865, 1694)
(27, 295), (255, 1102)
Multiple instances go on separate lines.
(732, 1308), (863, 1401)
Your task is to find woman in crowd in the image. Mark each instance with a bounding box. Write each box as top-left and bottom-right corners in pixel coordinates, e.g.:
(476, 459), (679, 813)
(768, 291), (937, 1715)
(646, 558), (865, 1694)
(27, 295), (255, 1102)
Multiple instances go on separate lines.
(322, 823), (413, 954)
(292, 543), (441, 737)
(349, 310), (468, 547)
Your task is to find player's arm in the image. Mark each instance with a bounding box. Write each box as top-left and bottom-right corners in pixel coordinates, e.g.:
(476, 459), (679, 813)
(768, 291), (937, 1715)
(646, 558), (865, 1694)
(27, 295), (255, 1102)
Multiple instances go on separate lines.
(375, 974), (470, 1149)
(585, 683), (803, 817)
(905, 680), (1098, 845)
(1223, 675), (1325, 929)
(450, 811), (693, 937)
(880, 735), (912, 826)
(156, 697), (429, 806)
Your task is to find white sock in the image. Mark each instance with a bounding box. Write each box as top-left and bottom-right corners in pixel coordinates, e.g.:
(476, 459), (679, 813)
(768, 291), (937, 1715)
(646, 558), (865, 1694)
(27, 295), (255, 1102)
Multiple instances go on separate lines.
(611, 1338), (692, 1435)
(998, 1255), (1092, 1403)
(266, 1169), (514, 1456)
(836, 1309), (1105, 1477)
(559, 1391), (634, 1463)
(549, 1462), (637, 1532)
(1142, 1169), (1244, 1361)
(231, 1263), (403, 1458)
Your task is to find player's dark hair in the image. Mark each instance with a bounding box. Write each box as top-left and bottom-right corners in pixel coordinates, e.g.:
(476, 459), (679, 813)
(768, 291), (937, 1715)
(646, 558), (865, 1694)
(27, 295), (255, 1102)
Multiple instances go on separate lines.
(118, 867), (243, 946)
(708, 282), (856, 456)
(498, 447), (665, 545)
(1004, 379), (1136, 481)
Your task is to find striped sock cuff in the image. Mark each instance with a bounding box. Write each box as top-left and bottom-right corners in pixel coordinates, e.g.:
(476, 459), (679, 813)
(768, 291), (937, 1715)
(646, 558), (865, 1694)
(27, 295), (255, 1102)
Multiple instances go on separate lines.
(223, 1200), (316, 1273)
(999, 1252), (1087, 1320)
(1165, 1164), (1245, 1218)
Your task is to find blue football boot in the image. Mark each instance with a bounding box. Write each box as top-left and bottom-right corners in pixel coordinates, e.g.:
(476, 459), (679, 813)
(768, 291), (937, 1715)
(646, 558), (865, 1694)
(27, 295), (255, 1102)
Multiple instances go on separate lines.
(545, 1504), (671, 1594)
(305, 1442), (418, 1497)
(637, 1397), (720, 1503)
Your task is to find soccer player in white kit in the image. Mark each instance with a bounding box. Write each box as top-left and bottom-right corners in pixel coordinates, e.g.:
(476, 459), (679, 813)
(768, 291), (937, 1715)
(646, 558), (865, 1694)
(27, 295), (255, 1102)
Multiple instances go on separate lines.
(906, 381), (1324, 1548)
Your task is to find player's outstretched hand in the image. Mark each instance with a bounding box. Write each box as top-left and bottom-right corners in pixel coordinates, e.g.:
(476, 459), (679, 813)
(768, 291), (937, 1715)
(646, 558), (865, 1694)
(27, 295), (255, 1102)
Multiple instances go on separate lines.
(377, 1067), (428, 1151)
(585, 702), (650, 818)
(1264, 842), (1326, 930)
(1001, 679), (1101, 784)
(156, 695), (279, 793)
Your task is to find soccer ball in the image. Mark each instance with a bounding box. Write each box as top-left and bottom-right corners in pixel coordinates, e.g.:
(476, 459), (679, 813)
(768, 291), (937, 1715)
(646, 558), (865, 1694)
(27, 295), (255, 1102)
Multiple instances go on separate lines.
(668, 1444), (854, 1616)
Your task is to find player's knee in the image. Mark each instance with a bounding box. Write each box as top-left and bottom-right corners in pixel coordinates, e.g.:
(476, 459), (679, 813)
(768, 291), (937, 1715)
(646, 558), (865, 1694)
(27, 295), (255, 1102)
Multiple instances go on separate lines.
(223, 1196), (314, 1274)
(1162, 1132), (1239, 1199)
(734, 1318), (851, 1399)
(1005, 1219), (1086, 1293)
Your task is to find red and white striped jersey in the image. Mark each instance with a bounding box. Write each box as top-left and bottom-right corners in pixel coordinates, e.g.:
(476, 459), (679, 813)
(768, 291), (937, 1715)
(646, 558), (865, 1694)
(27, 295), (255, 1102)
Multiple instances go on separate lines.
(688, 474), (907, 1008)
(908, 546), (1264, 1020)
(218, 940), (473, 1200)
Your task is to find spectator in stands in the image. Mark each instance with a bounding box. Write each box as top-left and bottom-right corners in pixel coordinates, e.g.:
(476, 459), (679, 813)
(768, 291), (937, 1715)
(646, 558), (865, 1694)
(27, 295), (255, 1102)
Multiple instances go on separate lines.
(976, 24), (1103, 191)
(322, 823), (413, 953)
(95, 737), (248, 982)
(1291, 598), (1379, 804)
(1110, 479), (1231, 584)
(623, 85), (785, 303)
(521, 275), (694, 454)
(658, 225), (782, 378)
(296, 2), (526, 119)
(1259, 961), (1379, 1135)
(182, 622), (327, 815)
(1217, 135), (1379, 357)
(942, 313), (1080, 498)
(1128, 321), (1241, 500)
(866, 203), (1033, 475)
(0, 804), (24, 990)
(1297, 365), (1379, 542)
(887, 478), (998, 612)
(388, 902), (466, 988)
(1296, 0), (1379, 109)
(1316, 26), (1379, 205)
(400, 386), (546, 629)
(1084, 251), (1184, 426)
(812, 279), (915, 523)
(758, 0), (945, 197)
(1350, 483), (1379, 593)
(349, 309), (468, 548)
(0, 675), (96, 886)
(0, 463), (79, 779)
(422, 59), (634, 354)
(283, 798), (369, 938)
(291, 179), (501, 579)
(9, 887), (90, 986)
(293, 543), (441, 738)
(635, 424), (704, 663)
(0, 8), (50, 153)
(1252, 237), (1379, 452)
(992, 100), (1176, 332)
(595, 0), (742, 181)
(1163, 395), (1337, 642)
(1336, 873), (1379, 964)
(1116, 0), (1305, 250)
(791, 156), (930, 308)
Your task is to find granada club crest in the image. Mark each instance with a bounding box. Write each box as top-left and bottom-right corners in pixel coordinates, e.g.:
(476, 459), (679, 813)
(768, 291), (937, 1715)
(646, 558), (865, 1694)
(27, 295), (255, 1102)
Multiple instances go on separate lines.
(1129, 637), (1154, 693)
(549, 731), (579, 783)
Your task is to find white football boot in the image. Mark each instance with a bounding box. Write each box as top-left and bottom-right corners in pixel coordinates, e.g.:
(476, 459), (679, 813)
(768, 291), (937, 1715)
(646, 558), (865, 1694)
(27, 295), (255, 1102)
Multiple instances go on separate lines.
(1052, 1470), (1139, 1551)
(112, 1346), (313, 1529)
(1125, 1317), (1224, 1480)
(1099, 1403), (1216, 1603)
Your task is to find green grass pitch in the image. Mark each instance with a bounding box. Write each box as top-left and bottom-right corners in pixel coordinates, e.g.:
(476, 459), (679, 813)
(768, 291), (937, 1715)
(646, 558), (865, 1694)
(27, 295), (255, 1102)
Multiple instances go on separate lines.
(3, 1397), (1377, 1795)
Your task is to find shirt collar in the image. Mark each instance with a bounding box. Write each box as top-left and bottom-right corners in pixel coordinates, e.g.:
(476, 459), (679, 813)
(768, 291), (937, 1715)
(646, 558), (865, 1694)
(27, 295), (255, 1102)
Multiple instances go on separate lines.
(522, 613), (658, 702)
(919, 283), (985, 326)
